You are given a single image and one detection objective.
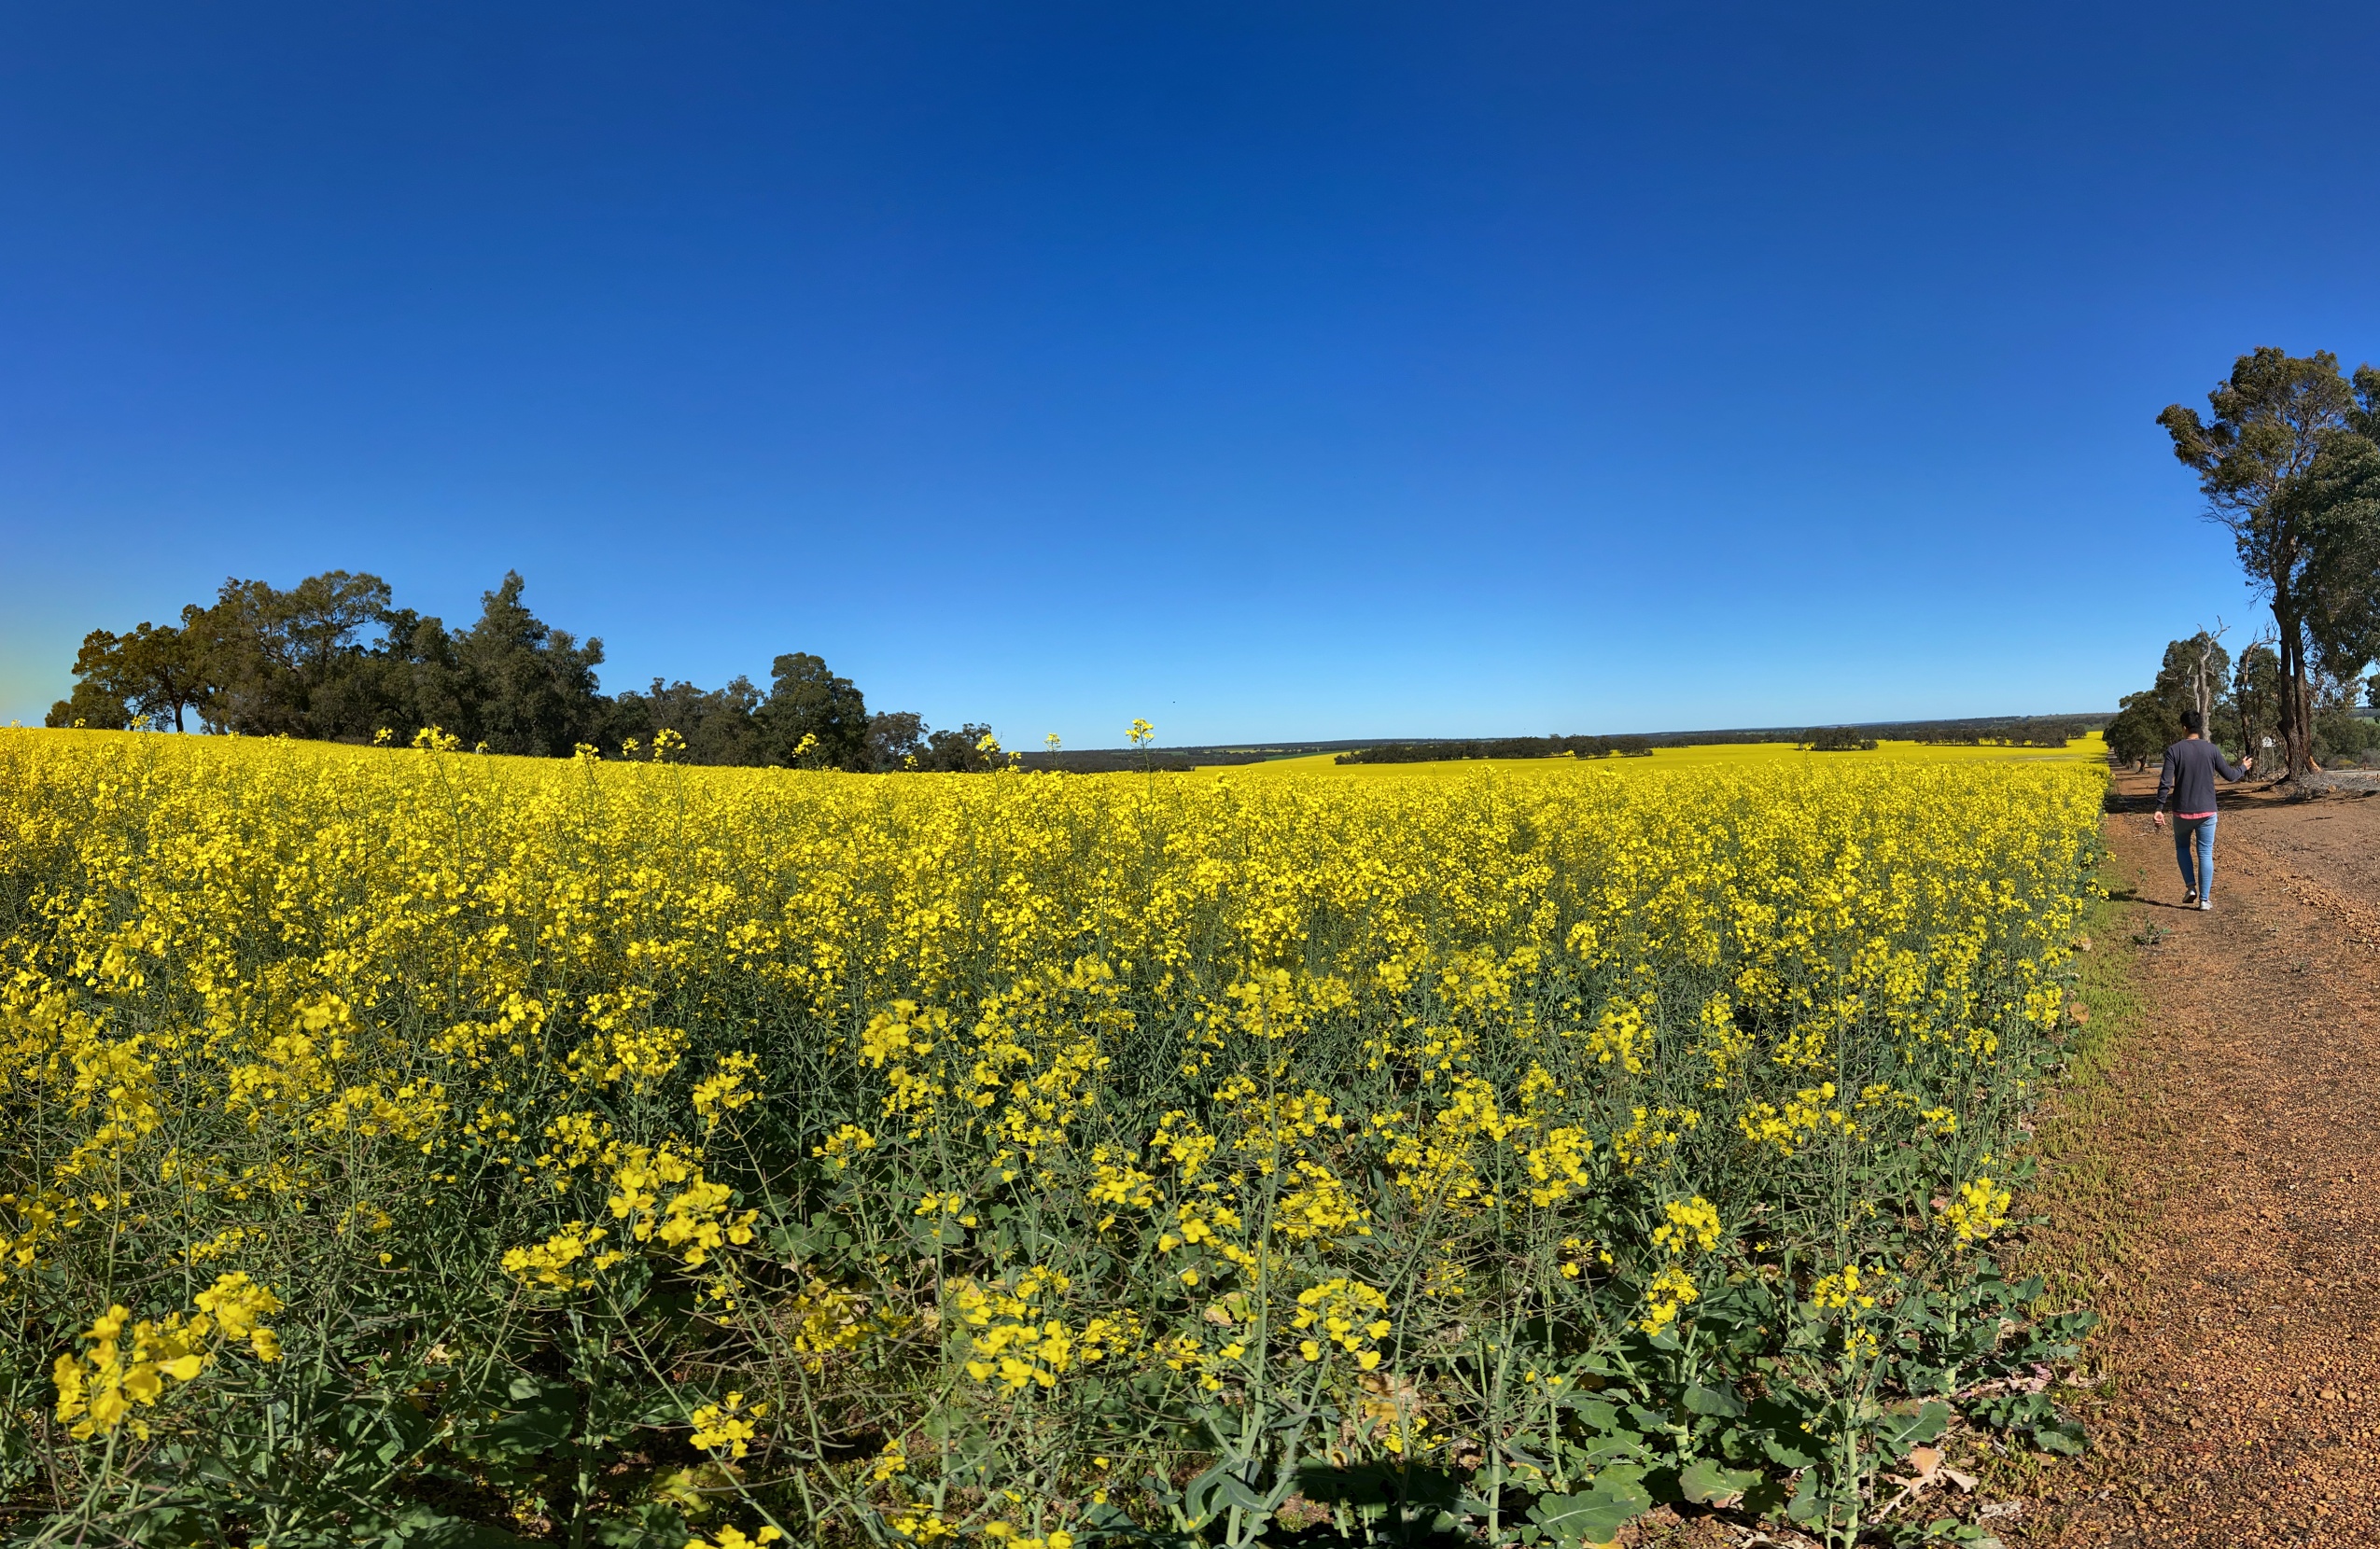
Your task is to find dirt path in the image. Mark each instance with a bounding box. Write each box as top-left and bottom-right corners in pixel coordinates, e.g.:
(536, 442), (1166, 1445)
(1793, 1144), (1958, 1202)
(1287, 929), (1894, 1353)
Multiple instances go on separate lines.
(2014, 774), (2380, 1547)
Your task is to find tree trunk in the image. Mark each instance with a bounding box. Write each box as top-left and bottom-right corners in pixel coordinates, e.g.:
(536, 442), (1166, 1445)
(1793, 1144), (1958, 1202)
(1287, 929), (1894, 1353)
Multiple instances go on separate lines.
(2276, 600), (2314, 780)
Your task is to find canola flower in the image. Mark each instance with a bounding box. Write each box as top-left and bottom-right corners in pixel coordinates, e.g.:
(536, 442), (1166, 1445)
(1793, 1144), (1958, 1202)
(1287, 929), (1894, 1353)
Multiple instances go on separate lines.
(0, 728), (2101, 1546)
(50, 1273), (284, 1441)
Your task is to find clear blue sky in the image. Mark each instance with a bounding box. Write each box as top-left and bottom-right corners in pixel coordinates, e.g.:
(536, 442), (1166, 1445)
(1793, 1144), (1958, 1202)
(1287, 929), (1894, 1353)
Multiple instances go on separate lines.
(5, 3), (2376, 744)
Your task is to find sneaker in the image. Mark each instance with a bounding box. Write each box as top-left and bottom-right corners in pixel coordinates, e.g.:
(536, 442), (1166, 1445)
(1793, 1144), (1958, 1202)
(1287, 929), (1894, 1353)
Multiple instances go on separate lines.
(2198, 900), (2212, 912)
(2183, 890), (2198, 906)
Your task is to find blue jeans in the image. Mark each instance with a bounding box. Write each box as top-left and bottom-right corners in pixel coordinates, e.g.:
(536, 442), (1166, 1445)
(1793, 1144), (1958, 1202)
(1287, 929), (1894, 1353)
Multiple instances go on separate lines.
(2172, 814), (2216, 899)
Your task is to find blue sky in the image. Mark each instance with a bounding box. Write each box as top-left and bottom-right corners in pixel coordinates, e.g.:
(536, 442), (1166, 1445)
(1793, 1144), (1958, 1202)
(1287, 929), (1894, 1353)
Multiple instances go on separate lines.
(5, 3), (2376, 744)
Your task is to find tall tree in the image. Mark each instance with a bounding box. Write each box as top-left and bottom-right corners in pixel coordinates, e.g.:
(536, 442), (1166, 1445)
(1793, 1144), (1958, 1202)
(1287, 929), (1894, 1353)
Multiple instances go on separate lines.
(52, 621), (216, 732)
(373, 609), (468, 740)
(864, 710), (927, 771)
(197, 571), (396, 737)
(757, 652), (868, 769)
(57, 629), (140, 727)
(43, 679), (132, 730)
(2160, 350), (2380, 779)
(2100, 693), (2163, 770)
(2232, 639), (2282, 761)
(454, 572), (609, 757)
(2180, 624), (2230, 741)
(917, 722), (1000, 772)
(608, 677), (765, 765)
(2103, 634), (2234, 769)
(2307, 667), (2379, 766)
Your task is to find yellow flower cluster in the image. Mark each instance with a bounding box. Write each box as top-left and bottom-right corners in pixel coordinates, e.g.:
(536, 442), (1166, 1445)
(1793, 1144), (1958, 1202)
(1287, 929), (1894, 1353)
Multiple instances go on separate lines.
(52, 1273), (283, 1440)
(683, 1525), (782, 1549)
(953, 1265), (1120, 1392)
(1738, 1082), (1848, 1155)
(981, 1526), (1073, 1549)
(812, 1123), (878, 1170)
(1651, 1195), (1722, 1255)
(1939, 1174), (2013, 1243)
(1628, 1197), (1721, 1335)
(608, 1144), (758, 1267)
(1810, 1262), (1884, 1312)
(688, 1389), (770, 1458)
(498, 1220), (616, 1291)
(1292, 1277), (1393, 1368)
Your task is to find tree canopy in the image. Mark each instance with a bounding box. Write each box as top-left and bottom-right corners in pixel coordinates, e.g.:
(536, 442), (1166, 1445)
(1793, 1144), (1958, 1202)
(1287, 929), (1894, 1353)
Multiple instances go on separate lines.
(2102, 630), (2375, 771)
(45, 569), (999, 772)
(757, 652), (869, 769)
(2159, 349), (2380, 778)
(2104, 633), (2228, 769)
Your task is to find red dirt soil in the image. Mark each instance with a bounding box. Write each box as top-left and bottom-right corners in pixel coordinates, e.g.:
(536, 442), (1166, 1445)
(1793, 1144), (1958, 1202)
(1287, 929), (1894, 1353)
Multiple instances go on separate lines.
(2011, 772), (2380, 1548)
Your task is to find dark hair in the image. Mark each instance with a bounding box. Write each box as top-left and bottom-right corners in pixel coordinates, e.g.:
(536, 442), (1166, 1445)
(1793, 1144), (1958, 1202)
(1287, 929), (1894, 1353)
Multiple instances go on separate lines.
(2181, 709), (2205, 734)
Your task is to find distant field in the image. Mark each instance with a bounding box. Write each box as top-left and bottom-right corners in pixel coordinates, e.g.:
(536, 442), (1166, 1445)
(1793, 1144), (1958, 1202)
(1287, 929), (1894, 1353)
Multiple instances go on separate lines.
(1201, 731), (2109, 776)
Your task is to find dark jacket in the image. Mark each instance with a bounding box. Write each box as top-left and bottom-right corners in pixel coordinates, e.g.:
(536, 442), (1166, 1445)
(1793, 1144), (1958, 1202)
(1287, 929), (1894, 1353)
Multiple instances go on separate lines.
(2155, 737), (2247, 815)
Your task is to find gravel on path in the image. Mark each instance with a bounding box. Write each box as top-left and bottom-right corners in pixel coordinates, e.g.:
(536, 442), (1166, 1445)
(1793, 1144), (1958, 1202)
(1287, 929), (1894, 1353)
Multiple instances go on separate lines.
(2014, 775), (2380, 1548)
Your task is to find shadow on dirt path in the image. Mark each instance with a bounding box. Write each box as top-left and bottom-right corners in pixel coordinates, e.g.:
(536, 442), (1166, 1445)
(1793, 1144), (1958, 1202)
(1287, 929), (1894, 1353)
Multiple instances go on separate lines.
(2013, 772), (2380, 1548)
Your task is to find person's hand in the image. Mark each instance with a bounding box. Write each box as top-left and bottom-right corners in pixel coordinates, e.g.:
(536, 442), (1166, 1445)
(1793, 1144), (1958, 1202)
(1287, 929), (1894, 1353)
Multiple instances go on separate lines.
(2151, 810), (2166, 828)
(2242, 755), (2255, 773)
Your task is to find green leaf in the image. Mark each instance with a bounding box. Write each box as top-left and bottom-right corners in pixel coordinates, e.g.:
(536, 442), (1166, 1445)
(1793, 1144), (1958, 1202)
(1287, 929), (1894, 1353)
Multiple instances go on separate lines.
(1924, 1520), (2007, 1546)
(1218, 1472), (1275, 1514)
(1565, 1397), (1623, 1432)
(1178, 1460), (1234, 1528)
(480, 1375), (577, 1457)
(1528, 1464), (1652, 1545)
(1677, 1457), (1761, 1505)
(1969, 1389), (2052, 1432)
(1683, 1383), (1745, 1418)
(1879, 1400), (1951, 1458)
(1745, 1398), (1824, 1471)
(1739, 1470), (1793, 1518)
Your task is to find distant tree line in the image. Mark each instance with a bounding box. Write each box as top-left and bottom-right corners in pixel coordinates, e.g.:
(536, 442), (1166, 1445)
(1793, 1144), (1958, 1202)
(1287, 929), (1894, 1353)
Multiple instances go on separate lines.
(1907, 718), (2081, 748)
(2103, 630), (2378, 772)
(1328, 719), (2104, 765)
(1015, 741), (1424, 774)
(45, 569), (1003, 771)
(1335, 734), (1656, 765)
(1572, 716), (2102, 750)
(1016, 748), (1202, 774)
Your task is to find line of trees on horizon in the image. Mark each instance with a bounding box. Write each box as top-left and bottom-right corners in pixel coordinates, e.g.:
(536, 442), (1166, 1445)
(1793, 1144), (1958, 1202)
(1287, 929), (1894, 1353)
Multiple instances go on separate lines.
(1331, 717), (2099, 766)
(1334, 733), (1658, 765)
(43, 569), (1007, 772)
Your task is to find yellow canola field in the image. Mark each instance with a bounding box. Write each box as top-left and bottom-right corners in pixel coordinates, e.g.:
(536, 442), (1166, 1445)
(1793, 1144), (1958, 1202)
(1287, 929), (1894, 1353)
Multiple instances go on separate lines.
(1206, 732), (2107, 777)
(0, 729), (2105, 1548)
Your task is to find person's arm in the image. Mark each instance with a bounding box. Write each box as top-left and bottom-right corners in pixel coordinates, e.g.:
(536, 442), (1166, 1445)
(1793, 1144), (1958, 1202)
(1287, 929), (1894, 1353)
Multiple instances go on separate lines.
(2153, 749), (2176, 817)
(2216, 749), (2249, 781)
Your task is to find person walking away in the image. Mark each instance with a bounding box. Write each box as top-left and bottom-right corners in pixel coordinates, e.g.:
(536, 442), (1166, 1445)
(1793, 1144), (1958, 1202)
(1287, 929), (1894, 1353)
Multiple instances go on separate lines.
(2152, 709), (2252, 910)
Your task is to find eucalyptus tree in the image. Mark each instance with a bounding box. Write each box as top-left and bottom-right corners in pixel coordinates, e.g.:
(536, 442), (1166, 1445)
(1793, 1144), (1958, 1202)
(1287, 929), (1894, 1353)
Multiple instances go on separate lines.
(2160, 349), (2380, 779)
